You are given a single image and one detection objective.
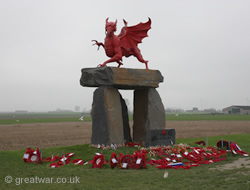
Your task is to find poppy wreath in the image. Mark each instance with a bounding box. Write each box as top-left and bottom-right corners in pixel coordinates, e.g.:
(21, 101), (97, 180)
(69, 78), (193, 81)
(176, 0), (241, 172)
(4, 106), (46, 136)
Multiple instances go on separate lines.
(49, 159), (70, 168)
(172, 145), (187, 154)
(92, 154), (105, 168)
(209, 146), (228, 158)
(50, 163), (60, 168)
(194, 141), (206, 146)
(125, 142), (141, 147)
(147, 159), (158, 166)
(71, 159), (84, 165)
(44, 156), (59, 162)
(140, 149), (148, 154)
(58, 156), (71, 164)
(230, 142), (249, 157)
(23, 148), (42, 164)
(173, 155), (183, 163)
(58, 152), (74, 162)
(191, 148), (205, 160)
(110, 152), (118, 169)
(23, 148), (35, 162)
(49, 154), (72, 168)
(50, 162), (64, 168)
(120, 154), (135, 169)
(65, 152), (75, 157)
(148, 158), (168, 166)
(133, 151), (147, 169)
(216, 140), (229, 149)
(182, 151), (201, 163)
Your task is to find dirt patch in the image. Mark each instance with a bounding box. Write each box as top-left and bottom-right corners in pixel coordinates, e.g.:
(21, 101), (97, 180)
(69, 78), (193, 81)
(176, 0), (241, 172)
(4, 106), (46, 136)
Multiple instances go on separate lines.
(209, 157), (250, 171)
(0, 122), (91, 151)
(0, 121), (250, 151)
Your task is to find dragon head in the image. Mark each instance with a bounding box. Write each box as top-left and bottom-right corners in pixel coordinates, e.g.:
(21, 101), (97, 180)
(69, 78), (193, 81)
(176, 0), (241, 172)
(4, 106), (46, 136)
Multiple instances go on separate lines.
(105, 18), (117, 37)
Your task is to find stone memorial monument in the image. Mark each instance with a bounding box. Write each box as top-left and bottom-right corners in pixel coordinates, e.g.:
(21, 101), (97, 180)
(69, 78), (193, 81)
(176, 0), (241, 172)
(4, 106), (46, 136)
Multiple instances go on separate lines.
(80, 18), (175, 147)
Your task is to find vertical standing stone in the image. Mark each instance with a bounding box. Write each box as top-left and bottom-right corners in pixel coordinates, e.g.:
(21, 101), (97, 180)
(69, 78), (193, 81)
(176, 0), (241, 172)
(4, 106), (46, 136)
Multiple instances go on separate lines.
(148, 88), (166, 130)
(133, 88), (166, 146)
(133, 89), (149, 143)
(91, 86), (124, 145)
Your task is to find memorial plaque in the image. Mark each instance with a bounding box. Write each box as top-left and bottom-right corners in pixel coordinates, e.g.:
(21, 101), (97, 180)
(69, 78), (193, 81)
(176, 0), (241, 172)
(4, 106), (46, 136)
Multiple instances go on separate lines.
(146, 129), (175, 147)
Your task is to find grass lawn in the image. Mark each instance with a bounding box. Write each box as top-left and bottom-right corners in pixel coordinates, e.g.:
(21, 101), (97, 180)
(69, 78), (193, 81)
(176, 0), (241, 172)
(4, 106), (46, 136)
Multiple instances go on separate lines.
(0, 117), (91, 125)
(0, 112), (91, 125)
(1, 134), (249, 189)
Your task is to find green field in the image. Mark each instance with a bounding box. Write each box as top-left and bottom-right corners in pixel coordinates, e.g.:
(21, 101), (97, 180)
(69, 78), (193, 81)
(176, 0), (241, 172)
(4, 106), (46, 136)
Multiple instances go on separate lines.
(1, 112), (250, 125)
(1, 134), (249, 189)
(0, 112), (91, 125)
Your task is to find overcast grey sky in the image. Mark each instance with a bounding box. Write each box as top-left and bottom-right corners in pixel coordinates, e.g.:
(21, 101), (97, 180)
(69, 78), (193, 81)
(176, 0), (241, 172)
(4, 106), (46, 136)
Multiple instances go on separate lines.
(1, 0), (250, 112)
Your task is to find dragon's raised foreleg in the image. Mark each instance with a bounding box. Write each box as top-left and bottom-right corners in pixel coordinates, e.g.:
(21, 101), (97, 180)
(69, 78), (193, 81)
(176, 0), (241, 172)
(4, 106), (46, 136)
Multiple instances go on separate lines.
(92, 40), (104, 50)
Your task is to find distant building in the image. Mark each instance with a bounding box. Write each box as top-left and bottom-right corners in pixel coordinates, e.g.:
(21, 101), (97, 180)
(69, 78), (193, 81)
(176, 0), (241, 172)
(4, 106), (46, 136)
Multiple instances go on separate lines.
(192, 107), (199, 112)
(49, 108), (73, 113)
(165, 108), (185, 113)
(222, 105), (250, 114)
(186, 107), (200, 113)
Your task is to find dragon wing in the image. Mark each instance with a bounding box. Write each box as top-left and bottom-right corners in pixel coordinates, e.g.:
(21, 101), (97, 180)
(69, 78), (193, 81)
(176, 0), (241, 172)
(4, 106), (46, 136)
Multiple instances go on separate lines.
(118, 18), (151, 51)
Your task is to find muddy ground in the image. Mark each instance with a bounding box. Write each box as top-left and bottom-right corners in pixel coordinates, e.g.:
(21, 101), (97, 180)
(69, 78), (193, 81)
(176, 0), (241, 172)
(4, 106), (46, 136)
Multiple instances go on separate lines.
(1, 121), (250, 151)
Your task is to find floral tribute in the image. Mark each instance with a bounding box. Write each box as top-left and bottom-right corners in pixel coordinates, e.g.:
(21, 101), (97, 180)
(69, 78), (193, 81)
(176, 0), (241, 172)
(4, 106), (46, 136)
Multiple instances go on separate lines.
(23, 148), (42, 164)
(71, 159), (84, 165)
(44, 155), (59, 162)
(133, 151), (147, 169)
(49, 152), (75, 168)
(120, 154), (135, 169)
(91, 153), (107, 168)
(194, 140), (206, 146)
(217, 140), (229, 149)
(89, 144), (125, 150)
(145, 143), (232, 170)
(125, 142), (141, 147)
(110, 152), (118, 168)
(24, 140), (248, 170)
(230, 142), (249, 156)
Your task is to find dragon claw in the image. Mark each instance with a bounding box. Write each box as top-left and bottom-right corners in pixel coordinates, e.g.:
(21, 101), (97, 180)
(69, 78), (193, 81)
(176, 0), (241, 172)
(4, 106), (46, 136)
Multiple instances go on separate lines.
(92, 40), (103, 50)
(97, 64), (106, 67)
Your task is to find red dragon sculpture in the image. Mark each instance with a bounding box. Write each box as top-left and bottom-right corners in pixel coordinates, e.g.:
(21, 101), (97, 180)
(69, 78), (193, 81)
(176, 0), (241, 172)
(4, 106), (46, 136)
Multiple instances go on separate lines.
(92, 18), (151, 69)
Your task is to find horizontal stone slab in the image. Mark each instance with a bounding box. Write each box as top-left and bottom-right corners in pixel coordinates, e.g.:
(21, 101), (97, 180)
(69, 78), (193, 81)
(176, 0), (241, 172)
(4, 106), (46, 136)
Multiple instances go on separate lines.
(80, 67), (163, 89)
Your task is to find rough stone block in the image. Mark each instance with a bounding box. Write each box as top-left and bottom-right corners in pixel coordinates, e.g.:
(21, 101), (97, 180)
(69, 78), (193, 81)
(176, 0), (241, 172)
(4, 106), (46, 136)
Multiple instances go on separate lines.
(80, 67), (163, 89)
(91, 87), (124, 145)
(133, 88), (166, 145)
